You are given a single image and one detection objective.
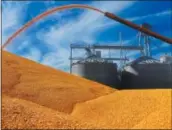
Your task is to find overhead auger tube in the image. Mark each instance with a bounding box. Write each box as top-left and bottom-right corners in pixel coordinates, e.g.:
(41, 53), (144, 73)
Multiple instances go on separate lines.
(104, 12), (172, 44)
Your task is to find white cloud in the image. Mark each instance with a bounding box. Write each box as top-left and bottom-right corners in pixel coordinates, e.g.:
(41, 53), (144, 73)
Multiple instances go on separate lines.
(21, 47), (41, 62)
(41, 47), (69, 68)
(2, 1), (30, 44)
(17, 41), (30, 51)
(129, 10), (172, 21)
(2, 1), (43, 62)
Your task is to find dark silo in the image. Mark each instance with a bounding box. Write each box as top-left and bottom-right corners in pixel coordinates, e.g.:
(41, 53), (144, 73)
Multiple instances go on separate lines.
(121, 56), (172, 89)
(72, 61), (119, 87)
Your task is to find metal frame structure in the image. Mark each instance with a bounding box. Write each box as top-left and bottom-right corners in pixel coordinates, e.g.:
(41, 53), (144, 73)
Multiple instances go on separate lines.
(69, 43), (144, 73)
(70, 44), (144, 50)
(138, 23), (152, 57)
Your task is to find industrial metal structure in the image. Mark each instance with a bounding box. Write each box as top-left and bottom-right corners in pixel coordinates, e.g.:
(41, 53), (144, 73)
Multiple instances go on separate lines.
(138, 23), (152, 57)
(121, 56), (172, 89)
(69, 43), (143, 87)
(72, 62), (119, 87)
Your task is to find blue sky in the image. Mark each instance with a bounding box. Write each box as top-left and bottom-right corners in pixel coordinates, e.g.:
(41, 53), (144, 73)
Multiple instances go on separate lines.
(2, 1), (172, 72)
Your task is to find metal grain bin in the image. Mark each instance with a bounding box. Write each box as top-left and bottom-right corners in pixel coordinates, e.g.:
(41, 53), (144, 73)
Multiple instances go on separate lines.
(72, 62), (119, 87)
(121, 56), (172, 89)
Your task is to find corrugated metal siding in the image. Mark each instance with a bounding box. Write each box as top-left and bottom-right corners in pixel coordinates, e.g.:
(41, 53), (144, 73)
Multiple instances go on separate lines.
(72, 62), (119, 87)
(121, 63), (172, 89)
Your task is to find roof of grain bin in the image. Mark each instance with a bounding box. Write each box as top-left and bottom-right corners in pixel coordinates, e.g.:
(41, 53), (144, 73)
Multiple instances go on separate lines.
(126, 56), (161, 66)
(121, 56), (172, 89)
(160, 55), (172, 64)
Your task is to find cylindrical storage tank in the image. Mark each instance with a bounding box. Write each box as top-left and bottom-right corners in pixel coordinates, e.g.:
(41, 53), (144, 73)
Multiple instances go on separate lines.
(121, 56), (172, 89)
(72, 62), (119, 87)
